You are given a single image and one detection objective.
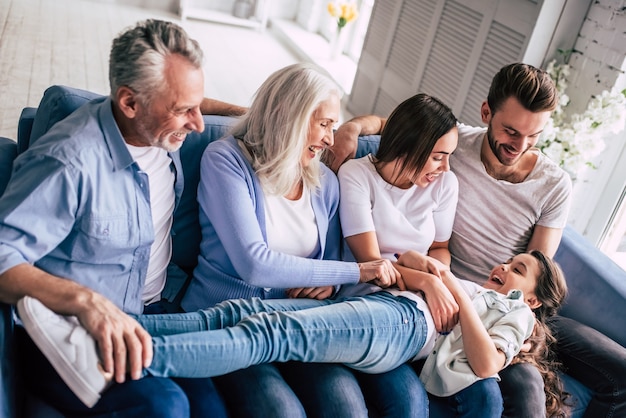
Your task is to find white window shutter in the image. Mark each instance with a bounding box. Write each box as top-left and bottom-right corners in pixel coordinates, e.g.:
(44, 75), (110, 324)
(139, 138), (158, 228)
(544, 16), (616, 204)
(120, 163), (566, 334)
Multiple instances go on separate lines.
(348, 0), (562, 123)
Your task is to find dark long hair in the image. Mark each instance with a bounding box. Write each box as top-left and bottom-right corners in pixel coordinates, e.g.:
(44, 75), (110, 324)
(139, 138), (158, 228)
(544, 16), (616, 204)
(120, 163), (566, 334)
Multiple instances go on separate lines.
(373, 93), (456, 182)
(512, 250), (569, 417)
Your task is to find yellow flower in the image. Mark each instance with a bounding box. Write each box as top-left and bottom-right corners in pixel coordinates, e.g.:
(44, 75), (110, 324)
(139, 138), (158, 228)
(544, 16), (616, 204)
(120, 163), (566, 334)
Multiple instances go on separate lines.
(327, 2), (358, 29)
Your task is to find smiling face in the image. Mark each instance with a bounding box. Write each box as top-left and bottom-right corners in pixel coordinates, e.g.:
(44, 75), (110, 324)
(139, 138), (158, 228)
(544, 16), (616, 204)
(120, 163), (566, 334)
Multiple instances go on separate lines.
(484, 253), (542, 308)
(131, 54), (205, 152)
(389, 126), (458, 189)
(482, 97), (551, 166)
(412, 126), (458, 188)
(302, 94), (340, 167)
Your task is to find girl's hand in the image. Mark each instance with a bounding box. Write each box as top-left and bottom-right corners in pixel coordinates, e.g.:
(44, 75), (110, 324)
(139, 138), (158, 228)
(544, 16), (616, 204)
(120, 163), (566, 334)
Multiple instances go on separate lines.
(287, 286), (334, 300)
(397, 268), (459, 333)
(420, 274), (460, 333)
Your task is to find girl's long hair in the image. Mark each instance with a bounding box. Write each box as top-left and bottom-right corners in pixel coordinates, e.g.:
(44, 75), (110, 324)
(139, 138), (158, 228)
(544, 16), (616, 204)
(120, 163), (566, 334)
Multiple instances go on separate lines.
(511, 250), (569, 417)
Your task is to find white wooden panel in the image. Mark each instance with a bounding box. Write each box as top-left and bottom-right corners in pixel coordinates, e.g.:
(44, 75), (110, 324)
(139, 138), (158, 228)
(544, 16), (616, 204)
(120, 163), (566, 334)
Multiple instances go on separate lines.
(373, 88), (398, 117)
(493, 0), (540, 35)
(418, 0), (482, 107)
(459, 20), (527, 125)
(348, 69), (379, 116)
(348, 0), (402, 114)
(349, 0), (557, 118)
(386, 0), (437, 83)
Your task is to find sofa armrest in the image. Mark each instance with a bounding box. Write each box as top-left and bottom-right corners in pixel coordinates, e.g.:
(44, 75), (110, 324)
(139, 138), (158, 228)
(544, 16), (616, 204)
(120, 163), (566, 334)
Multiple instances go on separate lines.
(17, 108), (36, 155)
(0, 303), (15, 418)
(0, 138), (17, 195)
(554, 226), (626, 347)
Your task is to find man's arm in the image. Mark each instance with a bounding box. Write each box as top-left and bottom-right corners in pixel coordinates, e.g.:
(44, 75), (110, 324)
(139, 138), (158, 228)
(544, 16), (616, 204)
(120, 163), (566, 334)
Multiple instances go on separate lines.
(526, 225), (563, 258)
(324, 115), (387, 173)
(1, 264), (152, 383)
(200, 97), (247, 117)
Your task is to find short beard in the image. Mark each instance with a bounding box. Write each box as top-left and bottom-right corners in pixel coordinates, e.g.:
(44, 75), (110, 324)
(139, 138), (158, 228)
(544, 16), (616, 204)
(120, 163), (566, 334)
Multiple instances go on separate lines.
(486, 123), (528, 166)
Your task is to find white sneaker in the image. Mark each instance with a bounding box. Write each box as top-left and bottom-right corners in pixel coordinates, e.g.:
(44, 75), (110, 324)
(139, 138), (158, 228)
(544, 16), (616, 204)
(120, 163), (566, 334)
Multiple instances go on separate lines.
(17, 296), (110, 408)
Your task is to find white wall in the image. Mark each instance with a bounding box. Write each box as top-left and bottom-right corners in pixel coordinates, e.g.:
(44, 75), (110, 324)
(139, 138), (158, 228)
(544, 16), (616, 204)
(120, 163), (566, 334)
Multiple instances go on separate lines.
(93, 0), (179, 14)
(96, 0), (298, 18)
(559, 0), (626, 240)
(179, 0), (297, 19)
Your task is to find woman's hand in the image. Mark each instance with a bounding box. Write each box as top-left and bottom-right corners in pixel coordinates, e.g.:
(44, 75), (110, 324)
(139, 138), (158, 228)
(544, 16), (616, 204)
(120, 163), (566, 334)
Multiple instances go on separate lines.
(287, 286), (334, 300)
(357, 259), (400, 287)
(396, 250), (447, 277)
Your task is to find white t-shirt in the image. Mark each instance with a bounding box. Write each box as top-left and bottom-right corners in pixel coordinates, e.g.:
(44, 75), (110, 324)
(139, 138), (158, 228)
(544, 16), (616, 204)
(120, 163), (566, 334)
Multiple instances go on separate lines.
(126, 144), (175, 305)
(449, 124), (572, 284)
(337, 156), (458, 358)
(338, 156), (458, 259)
(264, 185), (318, 258)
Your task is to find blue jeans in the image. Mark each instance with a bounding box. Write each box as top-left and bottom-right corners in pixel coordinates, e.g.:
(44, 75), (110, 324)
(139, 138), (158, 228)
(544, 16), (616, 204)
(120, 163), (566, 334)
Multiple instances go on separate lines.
(136, 292), (428, 378)
(17, 306), (228, 418)
(548, 315), (626, 418)
(429, 378), (502, 418)
(356, 364), (429, 417)
(17, 327), (230, 418)
(215, 362), (371, 418)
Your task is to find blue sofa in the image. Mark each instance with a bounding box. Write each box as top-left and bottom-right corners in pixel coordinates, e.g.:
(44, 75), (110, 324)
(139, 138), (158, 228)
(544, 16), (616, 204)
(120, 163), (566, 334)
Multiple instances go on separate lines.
(0, 85), (625, 417)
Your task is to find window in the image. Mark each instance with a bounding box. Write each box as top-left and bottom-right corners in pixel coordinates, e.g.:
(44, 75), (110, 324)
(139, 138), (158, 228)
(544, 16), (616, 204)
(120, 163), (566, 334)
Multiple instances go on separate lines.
(347, 0), (374, 61)
(601, 190), (626, 270)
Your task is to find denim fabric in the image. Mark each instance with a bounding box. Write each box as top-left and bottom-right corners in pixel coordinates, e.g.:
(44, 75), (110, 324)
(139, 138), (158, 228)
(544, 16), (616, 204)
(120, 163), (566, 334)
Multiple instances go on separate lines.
(429, 378), (502, 418)
(215, 362), (371, 418)
(136, 293), (428, 378)
(548, 316), (626, 418)
(0, 97), (184, 315)
(279, 362), (369, 418)
(356, 364), (429, 417)
(17, 327), (198, 418)
(214, 364), (307, 418)
(143, 301), (228, 418)
(498, 363), (545, 418)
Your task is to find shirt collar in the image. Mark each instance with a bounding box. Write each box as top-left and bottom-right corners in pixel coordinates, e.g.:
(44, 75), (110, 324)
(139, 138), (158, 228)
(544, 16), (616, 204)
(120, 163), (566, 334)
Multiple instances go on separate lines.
(98, 98), (135, 171)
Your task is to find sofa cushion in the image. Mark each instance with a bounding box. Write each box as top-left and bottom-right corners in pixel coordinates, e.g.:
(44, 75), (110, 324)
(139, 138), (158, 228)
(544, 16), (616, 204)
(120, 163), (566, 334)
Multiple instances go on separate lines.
(0, 138), (17, 195)
(28, 86), (102, 148)
(554, 226), (626, 347)
(171, 115), (236, 270)
(355, 134), (381, 158)
(17, 108), (37, 155)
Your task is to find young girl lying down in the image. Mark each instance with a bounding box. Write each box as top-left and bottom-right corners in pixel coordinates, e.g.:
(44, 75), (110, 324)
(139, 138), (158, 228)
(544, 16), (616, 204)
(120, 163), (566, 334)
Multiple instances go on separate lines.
(18, 249), (567, 414)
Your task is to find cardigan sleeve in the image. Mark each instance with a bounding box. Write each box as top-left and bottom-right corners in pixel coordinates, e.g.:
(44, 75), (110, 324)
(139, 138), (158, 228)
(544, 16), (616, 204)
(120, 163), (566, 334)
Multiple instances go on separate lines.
(198, 139), (360, 288)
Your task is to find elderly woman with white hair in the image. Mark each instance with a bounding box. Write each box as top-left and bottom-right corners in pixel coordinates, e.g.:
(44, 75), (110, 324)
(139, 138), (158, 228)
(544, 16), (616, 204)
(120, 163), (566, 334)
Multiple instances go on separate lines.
(178, 62), (419, 417)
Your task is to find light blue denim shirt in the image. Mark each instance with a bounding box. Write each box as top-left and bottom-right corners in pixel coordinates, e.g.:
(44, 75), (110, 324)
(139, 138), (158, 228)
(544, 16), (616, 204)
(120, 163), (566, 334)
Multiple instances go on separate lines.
(420, 284), (535, 397)
(0, 98), (183, 314)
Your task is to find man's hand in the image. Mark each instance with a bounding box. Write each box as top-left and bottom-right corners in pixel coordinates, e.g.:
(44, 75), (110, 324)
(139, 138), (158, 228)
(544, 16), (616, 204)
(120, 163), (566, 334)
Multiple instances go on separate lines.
(77, 293), (153, 384)
(358, 259), (400, 288)
(322, 121), (360, 173)
(287, 286), (335, 300)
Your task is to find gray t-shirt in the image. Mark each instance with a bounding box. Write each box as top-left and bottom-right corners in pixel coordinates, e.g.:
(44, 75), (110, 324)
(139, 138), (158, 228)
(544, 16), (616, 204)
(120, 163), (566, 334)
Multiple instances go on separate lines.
(449, 124), (572, 284)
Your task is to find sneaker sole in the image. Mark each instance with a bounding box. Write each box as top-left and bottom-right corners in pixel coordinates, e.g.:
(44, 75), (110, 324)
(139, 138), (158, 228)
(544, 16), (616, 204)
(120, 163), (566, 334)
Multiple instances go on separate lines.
(17, 297), (102, 408)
